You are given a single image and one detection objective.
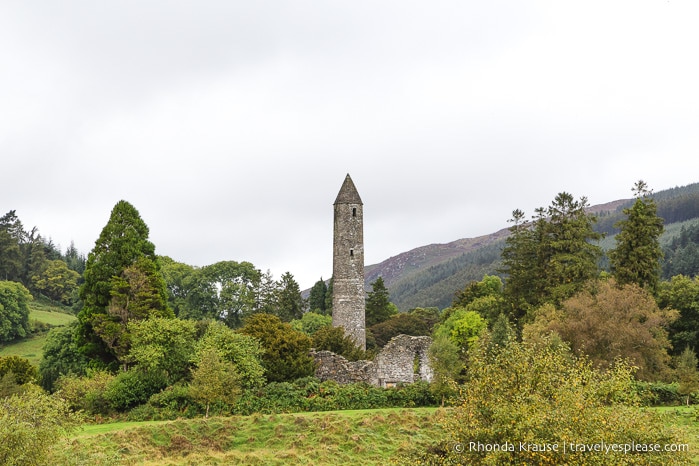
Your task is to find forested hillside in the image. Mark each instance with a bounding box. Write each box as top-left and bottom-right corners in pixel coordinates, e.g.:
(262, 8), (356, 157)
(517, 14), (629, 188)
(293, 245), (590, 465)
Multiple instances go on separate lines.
(375, 182), (699, 311)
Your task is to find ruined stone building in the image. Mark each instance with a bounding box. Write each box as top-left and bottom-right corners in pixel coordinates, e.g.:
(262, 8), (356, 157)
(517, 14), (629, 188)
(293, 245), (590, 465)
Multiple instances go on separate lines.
(332, 174), (366, 350)
(313, 334), (433, 387)
(319, 174), (433, 386)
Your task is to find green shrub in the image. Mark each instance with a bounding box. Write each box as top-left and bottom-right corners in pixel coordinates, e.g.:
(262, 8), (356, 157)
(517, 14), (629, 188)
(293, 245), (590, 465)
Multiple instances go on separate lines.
(0, 356), (38, 385)
(634, 381), (699, 406)
(403, 337), (690, 465)
(238, 313), (315, 383)
(147, 383), (194, 411)
(29, 319), (52, 334)
(312, 325), (369, 361)
(118, 374), (440, 420)
(0, 386), (82, 465)
(55, 370), (114, 414)
(127, 384), (203, 421)
(104, 369), (168, 411)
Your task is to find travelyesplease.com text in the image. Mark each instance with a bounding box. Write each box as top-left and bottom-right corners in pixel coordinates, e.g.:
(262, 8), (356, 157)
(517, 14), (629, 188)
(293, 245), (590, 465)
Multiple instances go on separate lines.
(456, 441), (689, 454)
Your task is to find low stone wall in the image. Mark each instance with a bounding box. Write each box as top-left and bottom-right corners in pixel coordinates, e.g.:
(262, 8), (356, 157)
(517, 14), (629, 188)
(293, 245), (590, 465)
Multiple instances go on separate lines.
(311, 334), (433, 387)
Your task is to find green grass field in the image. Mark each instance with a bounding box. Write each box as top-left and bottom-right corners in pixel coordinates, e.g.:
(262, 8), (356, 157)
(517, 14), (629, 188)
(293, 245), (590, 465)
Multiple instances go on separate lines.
(48, 408), (444, 465)
(0, 301), (76, 366)
(0, 334), (48, 366)
(43, 406), (699, 465)
(30, 307), (77, 327)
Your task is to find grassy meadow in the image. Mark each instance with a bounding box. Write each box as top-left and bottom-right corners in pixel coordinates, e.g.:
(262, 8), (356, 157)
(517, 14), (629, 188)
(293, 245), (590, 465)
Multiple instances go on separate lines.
(0, 300), (76, 366)
(41, 406), (699, 465)
(48, 408), (444, 465)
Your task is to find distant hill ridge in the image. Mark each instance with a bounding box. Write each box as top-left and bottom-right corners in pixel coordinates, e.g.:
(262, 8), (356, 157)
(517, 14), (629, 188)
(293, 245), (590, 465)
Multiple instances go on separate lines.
(366, 182), (699, 311)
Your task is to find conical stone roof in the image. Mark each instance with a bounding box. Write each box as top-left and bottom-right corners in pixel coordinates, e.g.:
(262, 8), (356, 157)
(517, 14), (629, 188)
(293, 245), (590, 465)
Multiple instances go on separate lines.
(334, 174), (363, 205)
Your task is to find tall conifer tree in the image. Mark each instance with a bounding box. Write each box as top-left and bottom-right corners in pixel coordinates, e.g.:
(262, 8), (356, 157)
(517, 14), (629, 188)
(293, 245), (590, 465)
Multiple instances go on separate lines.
(609, 180), (664, 292)
(365, 277), (397, 327)
(76, 200), (171, 368)
(500, 193), (602, 325)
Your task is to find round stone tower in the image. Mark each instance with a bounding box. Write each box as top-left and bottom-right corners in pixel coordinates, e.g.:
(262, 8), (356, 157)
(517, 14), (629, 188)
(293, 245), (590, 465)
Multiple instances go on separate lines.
(332, 174), (366, 350)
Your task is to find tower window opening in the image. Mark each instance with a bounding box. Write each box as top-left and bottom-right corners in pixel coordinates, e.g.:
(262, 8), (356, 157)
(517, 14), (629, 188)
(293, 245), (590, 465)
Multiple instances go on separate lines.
(350, 249), (354, 257)
(352, 207), (357, 217)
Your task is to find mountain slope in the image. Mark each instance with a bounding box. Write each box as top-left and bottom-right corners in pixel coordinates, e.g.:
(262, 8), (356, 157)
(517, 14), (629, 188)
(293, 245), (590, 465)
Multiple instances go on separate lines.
(367, 182), (699, 312)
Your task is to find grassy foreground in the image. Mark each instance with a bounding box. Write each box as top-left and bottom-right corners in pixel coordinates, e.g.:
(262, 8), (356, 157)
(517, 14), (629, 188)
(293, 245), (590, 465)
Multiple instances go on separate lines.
(46, 406), (699, 465)
(48, 408), (444, 465)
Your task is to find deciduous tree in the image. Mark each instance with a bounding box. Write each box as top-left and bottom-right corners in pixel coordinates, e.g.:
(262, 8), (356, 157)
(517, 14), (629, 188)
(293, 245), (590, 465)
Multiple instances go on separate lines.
(185, 261), (260, 327)
(0, 387), (82, 465)
(195, 320), (265, 389)
(290, 311), (332, 335)
(189, 348), (241, 418)
(0, 281), (31, 342)
(658, 274), (699, 357)
(127, 317), (197, 384)
(535, 279), (676, 381)
(408, 337), (690, 465)
(31, 259), (80, 305)
(39, 322), (89, 391)
(676, 346), (699, 406)
(433, 308), (487, 351)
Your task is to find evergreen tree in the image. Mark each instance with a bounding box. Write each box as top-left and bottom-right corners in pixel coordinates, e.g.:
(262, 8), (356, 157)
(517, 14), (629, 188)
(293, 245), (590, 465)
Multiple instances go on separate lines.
(24, 236), (47, 293)
(272, 272), (304, 322)
(254, 269), (277, 315)
(0, 211), (22, 282)
(308, 277), (329, 315)
(324, 278), (333, 314)
(499, 209), (542, 323)
(64, 241), (87, 275)
(609, 180), (664, 292)
(76, 200), (171, 368)
(500, 193), (602, 324)
(365, 277), (397, 327)
(544, 192), (603, 303)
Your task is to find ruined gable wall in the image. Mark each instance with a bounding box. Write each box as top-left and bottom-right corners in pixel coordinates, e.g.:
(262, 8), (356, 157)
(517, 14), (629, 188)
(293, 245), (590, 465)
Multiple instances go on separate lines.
(312, 334), (433, 387)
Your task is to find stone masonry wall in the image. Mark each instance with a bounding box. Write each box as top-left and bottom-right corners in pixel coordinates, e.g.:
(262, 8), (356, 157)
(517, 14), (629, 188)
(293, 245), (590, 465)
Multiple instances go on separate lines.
(312, 334), (433, 387)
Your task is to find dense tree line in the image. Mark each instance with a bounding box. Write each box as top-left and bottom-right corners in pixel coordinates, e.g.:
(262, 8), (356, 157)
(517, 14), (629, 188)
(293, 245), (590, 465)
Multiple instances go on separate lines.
(423, 181), (699, 389)
(0, 210), (85, 305)
(663, 221), (699, 278)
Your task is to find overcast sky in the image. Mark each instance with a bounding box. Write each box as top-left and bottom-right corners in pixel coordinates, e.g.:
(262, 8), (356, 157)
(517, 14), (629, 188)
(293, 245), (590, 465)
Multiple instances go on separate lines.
(2, 1), (698, 289)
